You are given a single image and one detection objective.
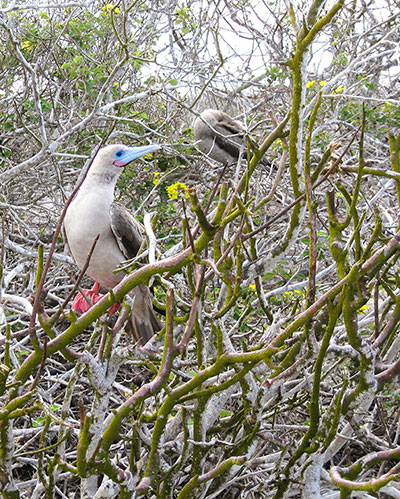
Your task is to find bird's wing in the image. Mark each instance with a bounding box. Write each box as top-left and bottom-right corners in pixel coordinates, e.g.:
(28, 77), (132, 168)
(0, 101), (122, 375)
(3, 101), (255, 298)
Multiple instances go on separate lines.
(110, 203), (162, 344)
(211, 117), (246, 159)
(215, 118), (270, 167)
(214, 115), (244, 136)
(110, 202), (143, 260)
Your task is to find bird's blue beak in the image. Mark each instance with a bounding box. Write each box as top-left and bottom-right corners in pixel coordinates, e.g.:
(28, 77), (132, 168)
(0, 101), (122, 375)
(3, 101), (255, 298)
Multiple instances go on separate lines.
(113, 144), (160, 167)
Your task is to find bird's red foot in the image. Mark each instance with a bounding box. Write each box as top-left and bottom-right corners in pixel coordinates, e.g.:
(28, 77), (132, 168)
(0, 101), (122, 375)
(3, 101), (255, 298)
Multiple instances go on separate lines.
(108, 302), (121, 314)
(71, 282), (121, 315)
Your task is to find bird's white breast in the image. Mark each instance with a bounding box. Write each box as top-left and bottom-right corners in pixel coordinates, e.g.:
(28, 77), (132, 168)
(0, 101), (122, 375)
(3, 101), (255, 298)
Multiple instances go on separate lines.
(64, 184), (126, 288)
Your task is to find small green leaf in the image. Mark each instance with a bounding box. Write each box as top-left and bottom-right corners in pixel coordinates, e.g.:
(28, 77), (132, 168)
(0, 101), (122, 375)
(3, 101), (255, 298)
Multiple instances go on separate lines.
(32, 416), (46, 428)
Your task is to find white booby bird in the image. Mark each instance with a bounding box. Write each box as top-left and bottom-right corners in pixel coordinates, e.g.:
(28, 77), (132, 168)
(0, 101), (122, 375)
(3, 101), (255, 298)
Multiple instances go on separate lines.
(193, 109), (269, 166)
(63, 144), (161, 345)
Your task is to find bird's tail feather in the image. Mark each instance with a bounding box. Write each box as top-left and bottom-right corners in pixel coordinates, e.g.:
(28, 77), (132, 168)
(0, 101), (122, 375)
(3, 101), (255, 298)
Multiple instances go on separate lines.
(127, 285), (162, 345)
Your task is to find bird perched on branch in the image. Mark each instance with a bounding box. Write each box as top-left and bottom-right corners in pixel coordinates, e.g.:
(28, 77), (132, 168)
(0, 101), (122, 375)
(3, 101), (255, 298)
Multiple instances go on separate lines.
(63, 144), (161, 345)
(193, 109), (269, 166)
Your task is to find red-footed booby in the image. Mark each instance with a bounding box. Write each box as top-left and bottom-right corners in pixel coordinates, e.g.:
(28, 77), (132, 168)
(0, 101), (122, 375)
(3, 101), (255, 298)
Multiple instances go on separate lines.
(63, 144), (161, 345)
(193, 109), (269, 166)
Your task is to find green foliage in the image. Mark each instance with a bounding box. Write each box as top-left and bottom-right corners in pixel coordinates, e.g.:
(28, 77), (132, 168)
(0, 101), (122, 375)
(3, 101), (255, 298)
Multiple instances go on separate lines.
(32, 415), (46, 428)
(174, 8), (197, 35)
(332, 51), (348, 66)
(0, 0), (399, 497)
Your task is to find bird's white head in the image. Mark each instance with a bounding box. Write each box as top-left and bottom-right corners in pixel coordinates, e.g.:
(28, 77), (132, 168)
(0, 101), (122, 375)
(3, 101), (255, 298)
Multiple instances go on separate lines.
(88, 143), (160, 183)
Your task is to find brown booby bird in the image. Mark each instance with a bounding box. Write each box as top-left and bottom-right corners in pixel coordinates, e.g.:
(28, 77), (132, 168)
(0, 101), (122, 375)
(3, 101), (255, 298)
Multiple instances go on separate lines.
(193, 109), (268, 165)
(63, 144), (161, 345)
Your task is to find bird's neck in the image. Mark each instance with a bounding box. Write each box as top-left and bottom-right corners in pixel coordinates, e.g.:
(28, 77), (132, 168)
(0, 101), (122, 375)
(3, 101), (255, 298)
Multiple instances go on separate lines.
(86, 170), (119, 187)
(76, 172), (117, 208)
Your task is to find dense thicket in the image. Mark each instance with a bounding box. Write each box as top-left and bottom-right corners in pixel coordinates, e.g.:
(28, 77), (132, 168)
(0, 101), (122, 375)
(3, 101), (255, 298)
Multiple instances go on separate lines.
(0, 1), (400, 497)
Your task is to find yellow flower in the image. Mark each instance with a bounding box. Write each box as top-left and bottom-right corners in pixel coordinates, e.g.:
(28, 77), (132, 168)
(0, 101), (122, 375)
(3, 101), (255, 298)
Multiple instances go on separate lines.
(153, 171), (161, 185)
(102, 4), (121, 13)
(319, 81), (327, 86)
(142, 152), (154, 160)
(167, 182), (189, 200)
(22, 40), (32, 50)
(306, 80), (316, 88)
(331, 87), (344, 95)
(249, 284), (256, 291)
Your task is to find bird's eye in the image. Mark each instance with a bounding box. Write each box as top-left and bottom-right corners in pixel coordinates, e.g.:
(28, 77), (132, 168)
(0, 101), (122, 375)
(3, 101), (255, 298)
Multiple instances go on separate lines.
(115, 150), (124, 158)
